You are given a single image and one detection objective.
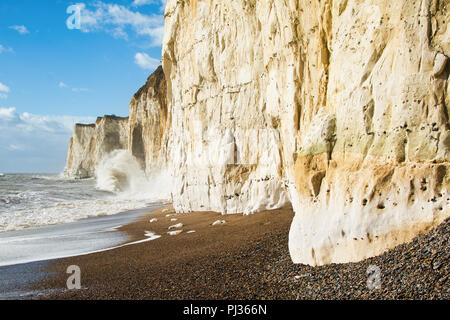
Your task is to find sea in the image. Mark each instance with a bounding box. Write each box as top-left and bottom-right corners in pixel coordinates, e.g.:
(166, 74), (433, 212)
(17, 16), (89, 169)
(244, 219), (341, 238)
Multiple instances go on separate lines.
(0, 150), (171, 268)
(0, 150), (171, 233)
(0, 173), (151, 233)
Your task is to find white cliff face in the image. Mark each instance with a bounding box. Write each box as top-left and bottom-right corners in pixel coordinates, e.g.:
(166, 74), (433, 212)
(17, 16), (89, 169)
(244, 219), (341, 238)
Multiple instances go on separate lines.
(64, 124), (97, 179)
(162, 0), (290, 214)
(129, 66), (170, 174)
(162, 0), (449, 265)
(289, 0), (450, 266)
(64, 116), (129, 179)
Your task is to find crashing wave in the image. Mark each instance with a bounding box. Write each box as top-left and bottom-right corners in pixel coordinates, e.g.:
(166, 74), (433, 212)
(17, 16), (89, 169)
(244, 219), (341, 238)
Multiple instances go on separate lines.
(95, 150), (171, 202)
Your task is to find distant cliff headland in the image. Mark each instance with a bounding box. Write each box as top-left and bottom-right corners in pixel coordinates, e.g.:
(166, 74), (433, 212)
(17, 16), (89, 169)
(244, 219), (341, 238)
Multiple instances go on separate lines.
(65, 0), (449, 266)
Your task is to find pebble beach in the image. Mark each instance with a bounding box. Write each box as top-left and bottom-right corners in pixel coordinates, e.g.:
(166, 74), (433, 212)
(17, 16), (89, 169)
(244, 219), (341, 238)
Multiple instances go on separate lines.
(20, 206), (449, 300)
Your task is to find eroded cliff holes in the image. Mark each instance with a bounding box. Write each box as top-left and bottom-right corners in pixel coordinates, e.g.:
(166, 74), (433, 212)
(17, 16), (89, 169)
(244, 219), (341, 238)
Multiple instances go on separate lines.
(310, 171), (326, 197)
(377, 202), (385, 210)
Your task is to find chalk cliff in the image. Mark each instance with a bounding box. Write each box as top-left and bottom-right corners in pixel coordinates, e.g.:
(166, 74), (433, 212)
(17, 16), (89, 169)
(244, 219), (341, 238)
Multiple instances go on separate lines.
(64, 123), (96, 179)
(129, 66), (170, 174)
(65, 0), (449, 267)
(64, 116), (129, 179)
(163, 0), (291, 214)
(162, 0), (450, 265)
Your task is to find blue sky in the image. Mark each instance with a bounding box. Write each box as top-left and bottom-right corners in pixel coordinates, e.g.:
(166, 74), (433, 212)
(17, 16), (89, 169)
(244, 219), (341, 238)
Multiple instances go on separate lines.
(0, 0), (166, 173)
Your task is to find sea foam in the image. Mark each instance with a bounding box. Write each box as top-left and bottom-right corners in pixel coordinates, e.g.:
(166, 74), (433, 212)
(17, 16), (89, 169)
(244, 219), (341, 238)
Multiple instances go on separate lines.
(0, 151), (170, 233)
(95, 150), (171, 202)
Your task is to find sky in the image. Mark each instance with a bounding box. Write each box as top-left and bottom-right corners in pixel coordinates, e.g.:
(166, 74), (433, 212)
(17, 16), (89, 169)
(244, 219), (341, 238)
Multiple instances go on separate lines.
(0, 0), (167, 173)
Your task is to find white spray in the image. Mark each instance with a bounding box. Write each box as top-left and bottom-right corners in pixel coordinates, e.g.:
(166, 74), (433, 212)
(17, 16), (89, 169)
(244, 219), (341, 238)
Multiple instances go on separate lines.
(95, 150), (171, 202)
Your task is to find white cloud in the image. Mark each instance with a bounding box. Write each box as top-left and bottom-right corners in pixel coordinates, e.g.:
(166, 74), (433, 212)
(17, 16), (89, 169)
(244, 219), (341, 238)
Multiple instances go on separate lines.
(0, 83), (10, 99)
(0, 45), (14, 54)
(0, 107), (16, 121)
(132, 0), (152, 6)
(140, 25), (164, 46)
(0, 107), (96, 172)
(132, 0), (167, 11)
(134, 52), (160, 71)
(8, 144), (25, 151)
(0, 44), (15, 54)
(73, 1), (165, 47)
(71, 87), (89, 93)
(112, 27), (128, 40)
(0, 107), (96, 133)
(58, 81), (88, 93)
(9, 25), (29, 35)
(0, 83), (10, 93)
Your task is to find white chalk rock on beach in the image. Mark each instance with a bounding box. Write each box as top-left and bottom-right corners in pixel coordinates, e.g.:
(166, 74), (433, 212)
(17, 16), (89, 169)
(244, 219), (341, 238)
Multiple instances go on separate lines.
(149, 218), (158, 223)
(168, 230), (183, 236)
(144, 231), (161, 241)
(212, 220), (226, 226)
(168, 223), (184, 230)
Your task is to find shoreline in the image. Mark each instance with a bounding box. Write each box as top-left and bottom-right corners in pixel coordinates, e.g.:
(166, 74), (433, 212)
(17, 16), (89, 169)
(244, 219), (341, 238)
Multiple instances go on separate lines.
(0, 204), (164, 268)
(0, 204), (165, 299)
(32, 205), (295, 299)
(14, 206), (449, 300)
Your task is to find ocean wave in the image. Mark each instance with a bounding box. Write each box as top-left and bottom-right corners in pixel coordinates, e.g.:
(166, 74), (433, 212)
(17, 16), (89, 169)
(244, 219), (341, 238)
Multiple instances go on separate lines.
(0, 197), (153, 233)
(0, 151), (170, 233)
(95, 150), (171, 202)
